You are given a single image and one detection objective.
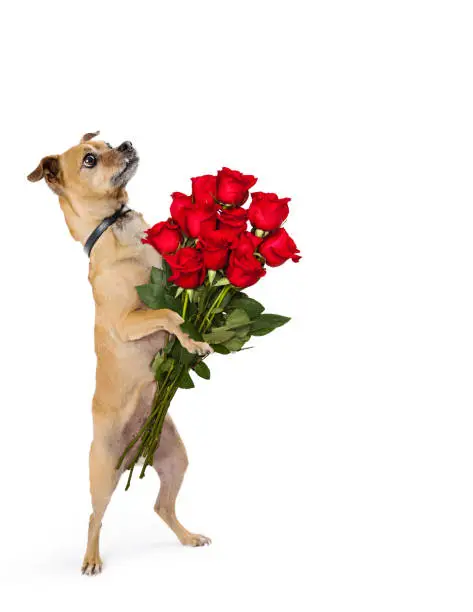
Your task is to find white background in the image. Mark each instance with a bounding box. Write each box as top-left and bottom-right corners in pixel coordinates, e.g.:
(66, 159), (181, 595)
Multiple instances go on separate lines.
(1, 1), (472, 610)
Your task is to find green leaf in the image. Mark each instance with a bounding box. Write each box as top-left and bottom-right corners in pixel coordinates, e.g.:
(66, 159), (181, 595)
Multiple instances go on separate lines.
(211, 344), (231, 355)
(214, 277), (230, 287)
(186, 300), (198, 318)
(234, 324), (250, 339)
(163, 337), (176, 354)
(211, 313), (226, 328)
(250, 328), (275, 337)
(202, 328), (236, 344)
(170, 340), (181, 361)
(193, 361), (211, 379)
(163, 293), (181, 312)
(250, 313), (291, 336)
(136, 276), (185, 312)
(175, 286), (184, 298)
(224, 336), (248, 351)
(228, 295), (265, 319)
(151, 354), (175, 383)
(150, 353), (165, 377)
(160, 358), (174, 373)
(136, 284), (165, 309)
(161, 259), (171, 280)
(178, 370), (195, 389)
(180, 320), (203, 341)
(150, 266), (166, 286)
(176, 345), (195, 366)
(225, 308), (251, 329)
(197, 289), (209, 314)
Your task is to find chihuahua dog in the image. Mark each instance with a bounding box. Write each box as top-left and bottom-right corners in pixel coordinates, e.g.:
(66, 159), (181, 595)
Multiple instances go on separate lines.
(28, 132), (212, 575)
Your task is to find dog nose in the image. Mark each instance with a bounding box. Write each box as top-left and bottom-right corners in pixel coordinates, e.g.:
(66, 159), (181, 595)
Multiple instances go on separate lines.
(118, 141), (133, 153)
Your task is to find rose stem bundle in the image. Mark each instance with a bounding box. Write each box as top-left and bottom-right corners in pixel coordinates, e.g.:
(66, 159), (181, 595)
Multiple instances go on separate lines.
(116, 285), (230, 490)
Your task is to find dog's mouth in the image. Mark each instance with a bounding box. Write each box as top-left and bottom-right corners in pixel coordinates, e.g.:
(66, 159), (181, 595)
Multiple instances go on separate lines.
(112, 152), (139, 186)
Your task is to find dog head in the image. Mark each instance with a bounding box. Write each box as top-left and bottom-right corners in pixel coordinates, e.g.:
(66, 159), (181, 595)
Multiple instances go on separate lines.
(27, 132), (140, 243)
(27, 131), (139, 199)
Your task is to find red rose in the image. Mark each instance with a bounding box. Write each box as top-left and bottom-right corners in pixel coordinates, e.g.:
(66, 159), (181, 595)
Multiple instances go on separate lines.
(233, 230), (262, 256)
(186, 204), (217, 239)
(192, 175), (217, 207)
(198, 229), (235, 270)
(170, 192), (193, 234)
(248, 192), (290, 231)
(216, 167), (257, 206)
(218, 207), (248, 238)
(258, 228), (301, 267)
(170, 192), (217, 238)
(164, 247), (206, 289)
(226, 250), (266, 289)
(142, 219), (182, 255)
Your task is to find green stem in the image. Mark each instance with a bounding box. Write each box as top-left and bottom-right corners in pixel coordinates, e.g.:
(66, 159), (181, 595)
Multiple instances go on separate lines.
(116, 403), (160, 470)
(204, 284), (232, 331)
(138, 365), (185, 473)
(198, 284), (232, 332)
(139, 406), (167, 477)
(139, 377), (182, 476)
(116, 354), (177, 472)
(118, 358), (177, 481)
(182, 291), (189, 319)
(126, 362), (183, 481)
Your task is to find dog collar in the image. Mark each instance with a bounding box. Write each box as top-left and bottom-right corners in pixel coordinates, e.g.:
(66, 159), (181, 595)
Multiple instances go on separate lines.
(84, 204), (131, 258)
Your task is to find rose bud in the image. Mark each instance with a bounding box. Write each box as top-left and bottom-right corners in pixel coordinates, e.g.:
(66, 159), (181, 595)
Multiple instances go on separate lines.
(258, 228), (301, 266)
(186, 203), (218, 239)
(248, 192), (290, 231)
(142, 219), (182, 255)
(170, 192), (193, 235)
(218, 207), (248, 238)
(192, 175), (217, 207)
(226, 250), (266, 289)
(197, 228), (235, 270)
(216, 167), (257, 206)
(233, 230), (262, 256)
(164, 247), (206, 289)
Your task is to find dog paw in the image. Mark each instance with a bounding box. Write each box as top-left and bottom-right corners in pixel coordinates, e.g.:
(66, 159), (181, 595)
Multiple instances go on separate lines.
(180, 335), (213, 356)
(179, 532), (212, 547)
(81, 556), (103, 576)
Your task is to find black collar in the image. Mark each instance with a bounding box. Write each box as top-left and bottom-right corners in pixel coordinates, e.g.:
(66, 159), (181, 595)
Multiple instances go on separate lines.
(84, 204), (131, 258)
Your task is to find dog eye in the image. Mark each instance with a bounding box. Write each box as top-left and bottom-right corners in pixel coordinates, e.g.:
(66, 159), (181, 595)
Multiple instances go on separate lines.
(83, 153), (97, 168)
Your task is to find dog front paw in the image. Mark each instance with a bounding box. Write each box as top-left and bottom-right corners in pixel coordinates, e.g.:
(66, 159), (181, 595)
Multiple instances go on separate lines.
(180, 335), (213, 356)
(164, 310), (212, 355)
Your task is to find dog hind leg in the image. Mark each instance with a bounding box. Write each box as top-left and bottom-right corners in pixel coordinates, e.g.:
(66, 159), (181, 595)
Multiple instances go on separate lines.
(153, 417), (211, 547)
(82, 440), (120, 575)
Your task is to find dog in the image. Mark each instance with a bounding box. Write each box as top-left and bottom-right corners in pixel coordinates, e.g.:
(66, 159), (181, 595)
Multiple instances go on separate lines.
(28, 132), (213, 575)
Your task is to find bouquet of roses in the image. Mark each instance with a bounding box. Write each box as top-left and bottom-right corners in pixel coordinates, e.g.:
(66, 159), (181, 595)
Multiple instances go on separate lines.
(117, 167), (301, 489)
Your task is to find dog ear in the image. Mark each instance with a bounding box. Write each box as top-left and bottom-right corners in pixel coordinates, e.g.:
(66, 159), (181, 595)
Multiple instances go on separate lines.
(27, 155), (60, 182)
(81, 131), (100, 143)
(27, 155), (62, 192)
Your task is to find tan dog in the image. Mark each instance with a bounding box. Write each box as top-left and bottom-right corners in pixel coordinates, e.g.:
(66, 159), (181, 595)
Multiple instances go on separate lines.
(28, 132), (212, 576)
